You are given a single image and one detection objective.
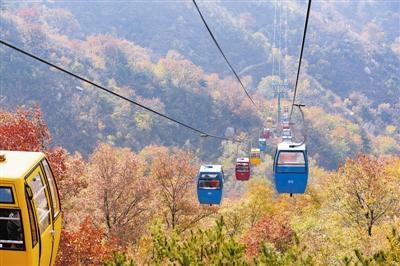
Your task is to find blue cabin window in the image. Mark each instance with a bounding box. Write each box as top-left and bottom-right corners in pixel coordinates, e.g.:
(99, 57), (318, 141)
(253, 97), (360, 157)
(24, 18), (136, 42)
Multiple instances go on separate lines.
(0, 187), (14, 204)
(198, 173), (221, 189)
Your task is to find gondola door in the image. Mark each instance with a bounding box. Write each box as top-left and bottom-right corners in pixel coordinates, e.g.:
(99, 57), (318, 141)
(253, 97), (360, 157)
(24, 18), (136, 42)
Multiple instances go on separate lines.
(26, 166), (53, 266)
(41, 159), (61, 266)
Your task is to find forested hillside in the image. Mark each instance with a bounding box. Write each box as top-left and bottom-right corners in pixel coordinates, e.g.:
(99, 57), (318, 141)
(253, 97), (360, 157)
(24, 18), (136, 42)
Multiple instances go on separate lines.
(1, 1), (399, 167)
(0, 1), (399, 265)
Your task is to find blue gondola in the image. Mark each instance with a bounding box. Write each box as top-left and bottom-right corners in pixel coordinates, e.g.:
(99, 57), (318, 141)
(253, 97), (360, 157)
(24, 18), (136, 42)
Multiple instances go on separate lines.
(197, 165), (224, 205)
(259, 138), (267, 152)
(273, 142), (308, 194)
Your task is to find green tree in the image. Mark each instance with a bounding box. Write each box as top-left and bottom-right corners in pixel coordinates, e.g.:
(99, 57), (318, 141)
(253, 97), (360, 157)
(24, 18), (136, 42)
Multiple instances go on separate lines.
(103, 252), (136, 266)
(150, 217), (247, 265)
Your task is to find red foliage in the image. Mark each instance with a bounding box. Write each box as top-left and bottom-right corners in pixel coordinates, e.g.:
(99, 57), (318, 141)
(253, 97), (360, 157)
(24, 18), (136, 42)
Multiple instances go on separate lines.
(47, 147), (68, 181)
(17, 6), (40, 21)
(0, 106), (72, 197)
(244, 216), (295, 256)
(0, 106), (51, 151)
(56, 216), (118, 266)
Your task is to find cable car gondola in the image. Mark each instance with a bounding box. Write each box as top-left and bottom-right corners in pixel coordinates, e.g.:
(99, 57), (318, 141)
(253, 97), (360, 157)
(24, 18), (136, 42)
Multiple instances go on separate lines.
(283, 105), (289, 113)
(250, 148), (261, 166)
(235, 158), (250, 181)
(262, 128), (271, 140)
(197, 165), (224, 205)
(0, 151), (61, 266)
(258, 138), (267, 152)
(273, 142), (308, 194)
(282, 129), (292, 142)
(282, 122), (290, 130)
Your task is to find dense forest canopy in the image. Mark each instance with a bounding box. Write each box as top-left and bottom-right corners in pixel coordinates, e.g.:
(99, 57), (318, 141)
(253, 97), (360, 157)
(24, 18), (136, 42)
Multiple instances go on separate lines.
(0, 1), (399, 265)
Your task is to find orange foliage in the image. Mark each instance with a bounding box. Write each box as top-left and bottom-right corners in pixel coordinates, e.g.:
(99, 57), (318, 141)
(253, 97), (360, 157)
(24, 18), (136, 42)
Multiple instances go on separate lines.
(244, 216), (294, 256)
(155, 51), (204, 91)
(86, 143), (152, 244)
(56, 216), (118, 266)
(151, 148), (216, 231)
(56, 151), (88, 201)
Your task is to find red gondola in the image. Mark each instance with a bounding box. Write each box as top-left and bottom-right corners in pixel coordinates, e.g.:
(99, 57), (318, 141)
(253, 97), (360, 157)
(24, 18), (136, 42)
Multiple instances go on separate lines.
(282, 123), (290, 130)
(262, 128), (271, 139)
(235, 158), (251, 181)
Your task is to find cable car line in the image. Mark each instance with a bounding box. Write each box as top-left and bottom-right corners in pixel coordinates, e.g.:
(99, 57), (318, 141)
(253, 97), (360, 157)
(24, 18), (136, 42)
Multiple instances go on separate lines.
(192, 0), (258, 109)
(272, 0), (277, 77)
(278, 0), (282, 79)
(0, 39), (241, 143)
(289, 0), (312, 118)
(284, 2), (288, 84)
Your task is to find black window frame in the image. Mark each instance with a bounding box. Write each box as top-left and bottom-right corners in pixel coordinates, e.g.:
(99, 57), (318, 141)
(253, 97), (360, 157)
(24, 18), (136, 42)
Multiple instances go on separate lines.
(25, 187), (39, 248)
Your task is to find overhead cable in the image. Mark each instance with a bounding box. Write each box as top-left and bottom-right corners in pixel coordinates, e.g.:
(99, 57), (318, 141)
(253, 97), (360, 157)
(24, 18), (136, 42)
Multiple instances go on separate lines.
(0, 39), (240, 143)
(290, 0), (312, 118)
(192, 0), (258, 109)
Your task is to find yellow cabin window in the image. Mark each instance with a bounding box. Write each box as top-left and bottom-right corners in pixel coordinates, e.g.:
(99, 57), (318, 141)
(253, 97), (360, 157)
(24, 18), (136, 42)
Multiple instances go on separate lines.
(29, 173), (51, 234)
(42, 160), (60, 217)
(0, 209), (25, 250)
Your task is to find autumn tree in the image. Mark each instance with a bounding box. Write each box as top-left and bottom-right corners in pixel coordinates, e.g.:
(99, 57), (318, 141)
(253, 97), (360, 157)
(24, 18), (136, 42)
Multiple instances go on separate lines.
(56, 216), (118, 266)
(243, 178), (275, 227)
(330, 155), (400, 236)
(0, 106), (75, 192)
(0, 106), (51, 151)
(342, 228), (400, 265)
(59, 151), (87, 200)
(244, 216), (295, 257)
(150, 148), (216, 231)
(220, 200), (248, 237)
(85, 143), (152, 245)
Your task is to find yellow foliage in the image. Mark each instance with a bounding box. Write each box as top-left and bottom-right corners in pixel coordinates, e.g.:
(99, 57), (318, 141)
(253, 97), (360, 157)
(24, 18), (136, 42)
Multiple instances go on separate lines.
(386, 125), (397, 135)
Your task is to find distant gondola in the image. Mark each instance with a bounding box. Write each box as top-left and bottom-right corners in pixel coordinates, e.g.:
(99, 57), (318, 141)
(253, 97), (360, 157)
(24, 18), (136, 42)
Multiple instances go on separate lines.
(259, 138), (267, 152)
(235, 158), (250, 181)
(282, 129), (292, 141)
(250, 148), (261, 166)
(262, 128), (271, 139)
(282, 122), (290, 130)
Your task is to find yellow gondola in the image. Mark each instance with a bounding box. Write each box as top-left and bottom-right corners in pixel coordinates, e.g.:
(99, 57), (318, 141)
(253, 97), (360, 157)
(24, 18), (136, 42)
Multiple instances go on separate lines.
(250, 148), (261, 166)
(0, 151), (61, 266)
